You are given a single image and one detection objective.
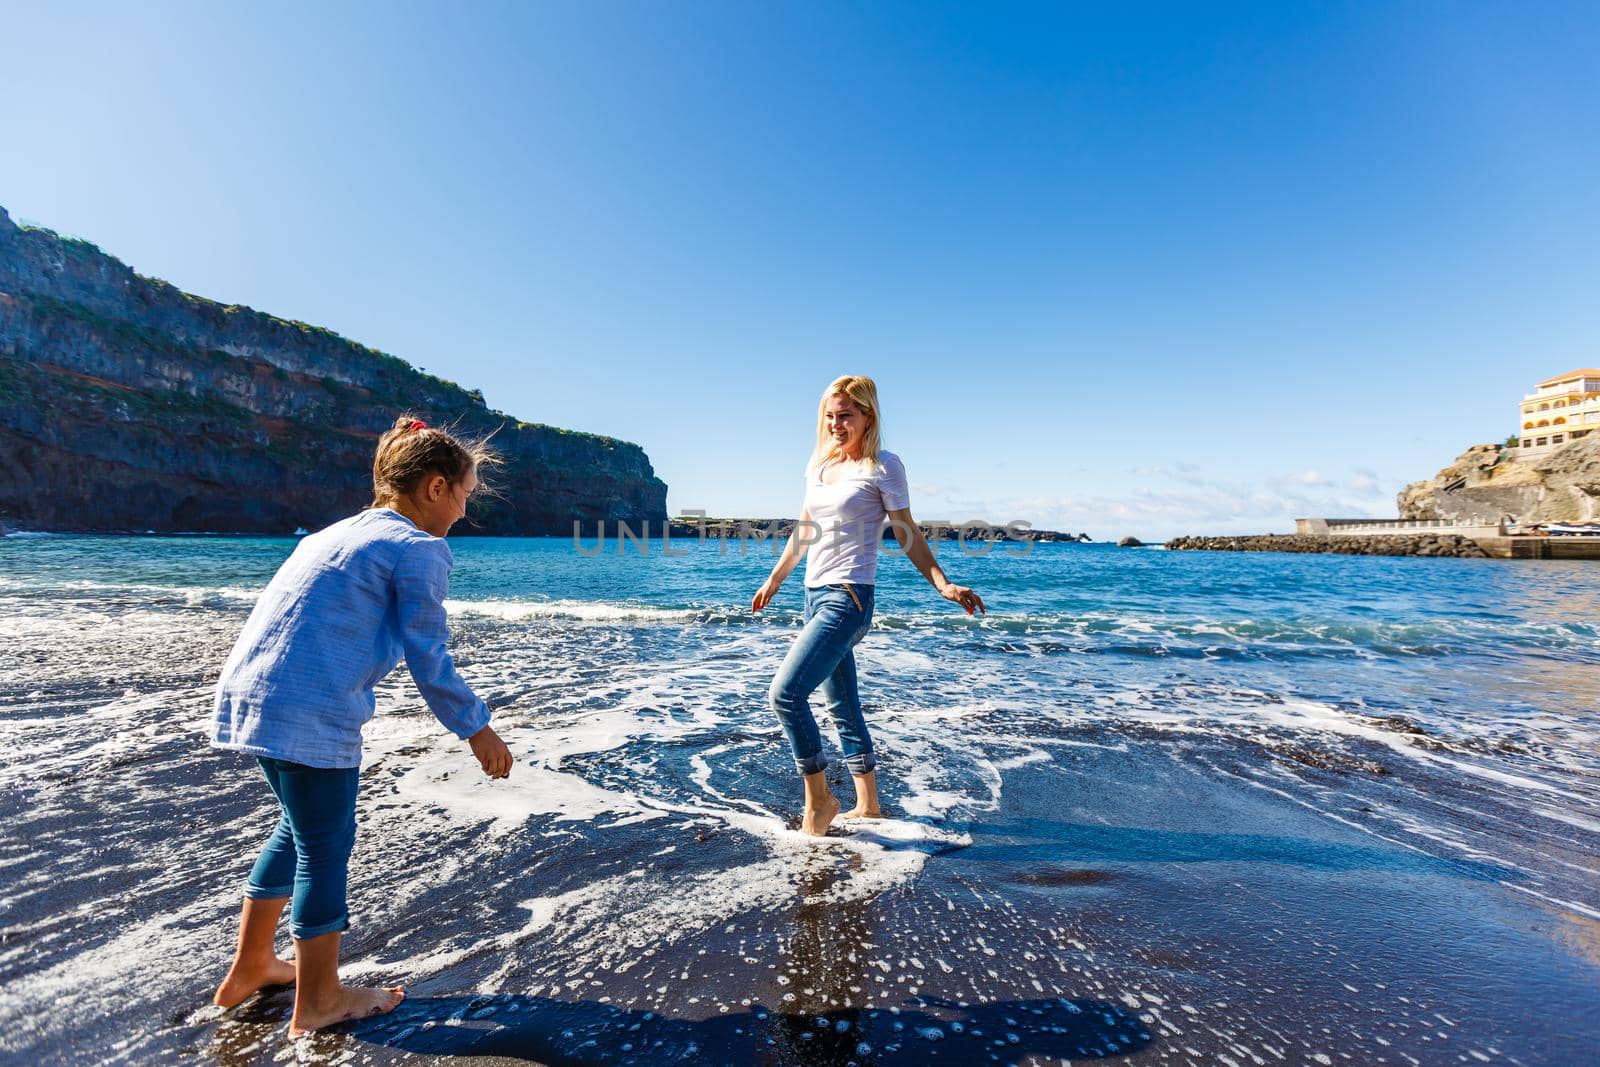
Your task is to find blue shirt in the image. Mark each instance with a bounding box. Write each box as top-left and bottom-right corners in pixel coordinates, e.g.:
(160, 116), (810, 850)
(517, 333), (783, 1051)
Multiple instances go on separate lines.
(211, 508), (491, 768)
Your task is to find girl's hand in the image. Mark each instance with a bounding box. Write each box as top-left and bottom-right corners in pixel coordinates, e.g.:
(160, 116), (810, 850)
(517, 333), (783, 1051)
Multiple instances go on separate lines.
(468, 725), (513, 779)
(751, 578), (780, 612)
(940, 583), (985, 616)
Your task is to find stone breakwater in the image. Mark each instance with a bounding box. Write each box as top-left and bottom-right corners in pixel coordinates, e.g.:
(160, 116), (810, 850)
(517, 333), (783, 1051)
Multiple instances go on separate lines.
(1167, 533), (1490, 558)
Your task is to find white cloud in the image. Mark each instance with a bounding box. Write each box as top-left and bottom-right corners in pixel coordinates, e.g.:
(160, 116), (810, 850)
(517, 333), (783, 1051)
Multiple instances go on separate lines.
(1347, 468), (1383, 495)
(912, 465), (1405, 540)
(1280, 469), (1330, 487)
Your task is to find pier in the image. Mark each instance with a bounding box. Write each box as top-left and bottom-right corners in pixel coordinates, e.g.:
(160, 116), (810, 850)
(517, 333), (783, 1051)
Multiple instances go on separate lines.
(1294, 518), (1600, 559)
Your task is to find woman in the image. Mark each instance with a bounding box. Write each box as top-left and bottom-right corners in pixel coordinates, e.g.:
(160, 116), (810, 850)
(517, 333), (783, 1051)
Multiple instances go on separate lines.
(752, 376), (985, 836)
(210, 416), (513, 1034)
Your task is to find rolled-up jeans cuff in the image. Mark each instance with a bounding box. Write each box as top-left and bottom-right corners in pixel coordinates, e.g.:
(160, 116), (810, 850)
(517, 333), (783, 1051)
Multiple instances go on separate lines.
(795, 753), (828, 776)
(845, 753), (876, 775)
(291, 912), (350, 941)
(245, 881), (294, 900)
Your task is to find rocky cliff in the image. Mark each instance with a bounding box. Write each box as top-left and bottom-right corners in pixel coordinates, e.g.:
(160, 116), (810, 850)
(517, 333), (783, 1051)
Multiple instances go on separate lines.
(1397, 439), (1600, 525)
(0, 207), (667, 534)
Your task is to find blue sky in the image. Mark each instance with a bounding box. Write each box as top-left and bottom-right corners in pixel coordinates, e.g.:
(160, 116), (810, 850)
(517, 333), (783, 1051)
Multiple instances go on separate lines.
(3, 2), (1597, 538)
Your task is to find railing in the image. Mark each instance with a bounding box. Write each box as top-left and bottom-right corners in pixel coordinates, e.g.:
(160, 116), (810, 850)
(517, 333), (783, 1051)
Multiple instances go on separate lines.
(1325, 519), (1483, 533)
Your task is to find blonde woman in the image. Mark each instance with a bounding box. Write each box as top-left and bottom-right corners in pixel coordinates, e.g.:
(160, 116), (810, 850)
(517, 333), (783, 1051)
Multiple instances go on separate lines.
(752, 376), (985, 836)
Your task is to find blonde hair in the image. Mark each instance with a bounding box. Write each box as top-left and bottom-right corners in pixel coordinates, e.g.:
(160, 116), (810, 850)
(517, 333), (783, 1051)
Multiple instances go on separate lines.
(369, 415), (501, 509)
(809, 375), (883, 474)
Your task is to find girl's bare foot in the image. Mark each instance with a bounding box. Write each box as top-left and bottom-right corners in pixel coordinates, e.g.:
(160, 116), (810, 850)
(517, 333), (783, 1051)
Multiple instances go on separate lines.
(801, 793), (840, 836)
(289, 985), (405, 1036)
(213, 955), (296, 1009)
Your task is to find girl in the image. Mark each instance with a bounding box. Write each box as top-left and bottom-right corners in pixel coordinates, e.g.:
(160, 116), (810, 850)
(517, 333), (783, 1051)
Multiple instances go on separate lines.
(210, 416), (514, 1035)
(752, 376), (985, 836)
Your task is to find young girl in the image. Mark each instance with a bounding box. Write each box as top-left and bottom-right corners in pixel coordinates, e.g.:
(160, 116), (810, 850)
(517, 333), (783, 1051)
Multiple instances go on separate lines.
(210, 416), (513, 1035)
(752, 376), (985, 836)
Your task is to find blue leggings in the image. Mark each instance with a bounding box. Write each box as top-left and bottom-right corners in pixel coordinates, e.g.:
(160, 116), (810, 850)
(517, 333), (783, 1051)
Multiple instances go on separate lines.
(769, 583), (877, 775)
(245, 756), (359, 940)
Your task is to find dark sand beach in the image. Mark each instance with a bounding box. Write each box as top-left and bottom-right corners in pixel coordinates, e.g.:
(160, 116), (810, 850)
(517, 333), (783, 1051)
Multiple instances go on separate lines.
(191, 743), (1599, 1066)
(2, 538), (1598, 1065)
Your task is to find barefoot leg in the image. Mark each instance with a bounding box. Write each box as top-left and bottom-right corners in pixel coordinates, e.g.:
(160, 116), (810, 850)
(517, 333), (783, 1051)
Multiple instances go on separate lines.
(214, 896), (297, 1009)
(842, 769), (884, 819)
(289, 930), (404, 1035)
(800, 769), (841, 836)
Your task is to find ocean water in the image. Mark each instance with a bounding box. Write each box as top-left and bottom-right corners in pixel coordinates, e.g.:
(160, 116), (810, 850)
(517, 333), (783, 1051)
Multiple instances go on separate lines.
(1, 531), (1598, 1065)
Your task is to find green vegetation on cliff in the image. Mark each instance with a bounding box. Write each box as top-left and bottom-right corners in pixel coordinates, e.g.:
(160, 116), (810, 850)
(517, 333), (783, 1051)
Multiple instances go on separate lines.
(0, 206), (667, 534)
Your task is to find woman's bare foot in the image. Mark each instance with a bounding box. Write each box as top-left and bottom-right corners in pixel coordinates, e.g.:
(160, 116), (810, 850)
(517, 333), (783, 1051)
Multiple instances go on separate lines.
(213, 955), (296, 1009)
(801, 792), (841, 836)
(289, 985), (405, 1036)
(799, 768), (840, 836)
(842, 770), (883, 821)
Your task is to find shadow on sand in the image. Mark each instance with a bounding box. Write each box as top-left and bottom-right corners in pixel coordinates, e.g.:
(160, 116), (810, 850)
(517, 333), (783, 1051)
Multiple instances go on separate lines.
(292, 992), (1153, 1064)
(207, 841), (1153, 1064)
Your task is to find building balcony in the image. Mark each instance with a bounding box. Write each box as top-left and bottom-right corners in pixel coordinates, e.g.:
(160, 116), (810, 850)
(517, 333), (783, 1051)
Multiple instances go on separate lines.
(1521, 399), (1600, 417)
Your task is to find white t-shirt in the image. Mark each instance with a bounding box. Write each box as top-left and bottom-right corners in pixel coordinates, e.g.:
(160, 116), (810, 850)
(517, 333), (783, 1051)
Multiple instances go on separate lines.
(802, 450), (911, 588)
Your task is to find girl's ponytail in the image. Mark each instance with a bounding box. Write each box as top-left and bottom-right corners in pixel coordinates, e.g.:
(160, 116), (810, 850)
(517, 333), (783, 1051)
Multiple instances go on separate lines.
(371, 415), (500, 508)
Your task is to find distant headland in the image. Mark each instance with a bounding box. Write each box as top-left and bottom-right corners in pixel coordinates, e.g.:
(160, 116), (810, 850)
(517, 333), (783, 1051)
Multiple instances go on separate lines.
(0, 207), (667, 535)
(1169, 369), (1600, 560)
(656, 517), (1093, 544)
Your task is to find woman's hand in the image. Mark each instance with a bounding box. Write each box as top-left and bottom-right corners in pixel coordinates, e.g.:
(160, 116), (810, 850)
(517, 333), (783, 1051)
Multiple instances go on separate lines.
(751, 577), (780, 612)
(940, 583), (986, 616)
(752, 504), (806, 612)
(468, 725), (513, 779)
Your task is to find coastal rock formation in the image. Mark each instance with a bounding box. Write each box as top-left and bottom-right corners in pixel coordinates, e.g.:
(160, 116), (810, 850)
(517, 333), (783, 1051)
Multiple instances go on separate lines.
(662, 518), (1085, 544)
(0, 207), (667, 534)
(1168, 533), (1489, 558)
(1397, 439), (1600, 525)
(1117, 536), (1143, 547)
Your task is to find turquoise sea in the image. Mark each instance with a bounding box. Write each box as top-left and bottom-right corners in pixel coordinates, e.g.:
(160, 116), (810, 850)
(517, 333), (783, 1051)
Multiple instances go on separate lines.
(1, 532), (1597, 1065)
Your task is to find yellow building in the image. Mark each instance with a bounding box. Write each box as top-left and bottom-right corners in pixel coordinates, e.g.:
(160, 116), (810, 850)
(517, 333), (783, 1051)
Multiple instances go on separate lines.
(1518, 368), (1600, 458)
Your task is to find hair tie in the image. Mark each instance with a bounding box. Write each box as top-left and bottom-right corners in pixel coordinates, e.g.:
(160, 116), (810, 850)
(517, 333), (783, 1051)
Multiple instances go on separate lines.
(408, 419), (427, 431)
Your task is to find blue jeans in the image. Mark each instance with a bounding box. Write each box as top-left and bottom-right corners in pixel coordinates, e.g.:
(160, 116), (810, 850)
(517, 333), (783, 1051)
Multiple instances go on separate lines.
(245, 756), (359, 940)
(769, 583), (877, 776)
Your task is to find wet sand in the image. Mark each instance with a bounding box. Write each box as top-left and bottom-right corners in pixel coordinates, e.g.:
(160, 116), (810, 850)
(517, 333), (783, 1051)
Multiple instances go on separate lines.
(181, 744), (1600, 1065)
(4, 539), (1599, 1065)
